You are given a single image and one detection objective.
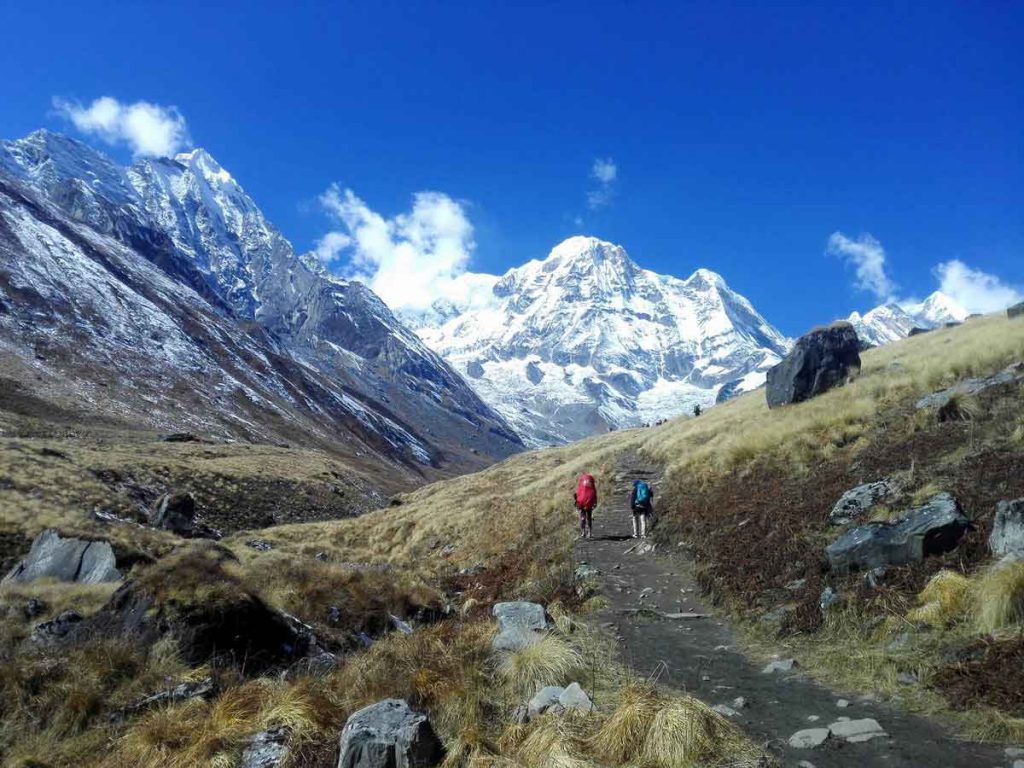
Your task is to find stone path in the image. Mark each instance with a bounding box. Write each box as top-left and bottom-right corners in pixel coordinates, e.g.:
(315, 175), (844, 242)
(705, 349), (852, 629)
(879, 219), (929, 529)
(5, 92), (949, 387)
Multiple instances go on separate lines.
(574, 454), (1012, 767)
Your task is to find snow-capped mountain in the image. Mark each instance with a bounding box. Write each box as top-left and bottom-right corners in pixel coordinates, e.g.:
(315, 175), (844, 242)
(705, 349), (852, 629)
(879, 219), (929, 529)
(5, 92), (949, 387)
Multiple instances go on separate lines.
(0, 130), (521, 479)
(408, 236), (790, 445)
(847, 291), (968, 347)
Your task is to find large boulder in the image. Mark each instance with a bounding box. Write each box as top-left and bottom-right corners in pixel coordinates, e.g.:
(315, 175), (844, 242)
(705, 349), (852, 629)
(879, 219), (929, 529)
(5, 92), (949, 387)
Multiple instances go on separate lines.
(829, 479), (900, 525)
(766, 323), (861, 408)
(4, 529), (120, 584)
(826, 493), (970, 573)
(337, 699), (444, 768)
(1008, 302), (1024, 319)
(991, 499), (1024, 557)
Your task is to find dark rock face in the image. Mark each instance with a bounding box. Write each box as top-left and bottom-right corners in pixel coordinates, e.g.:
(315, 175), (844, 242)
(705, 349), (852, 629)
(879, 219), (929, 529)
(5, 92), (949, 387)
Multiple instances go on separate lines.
(826, 493), (969, 573)
(908, 326), (932, 337)
(766, 323), (861, 408)
(150, 492), (197, 536)
(1008, 302), (1024, 319)
(990, 498), (1024, 557)
(337, 699), (444, 768)
(4, 529), (120, 584)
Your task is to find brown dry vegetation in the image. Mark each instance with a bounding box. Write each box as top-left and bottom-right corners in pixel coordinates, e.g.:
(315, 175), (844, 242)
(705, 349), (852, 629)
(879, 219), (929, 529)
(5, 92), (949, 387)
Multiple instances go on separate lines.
(3, 312), (1023, 763)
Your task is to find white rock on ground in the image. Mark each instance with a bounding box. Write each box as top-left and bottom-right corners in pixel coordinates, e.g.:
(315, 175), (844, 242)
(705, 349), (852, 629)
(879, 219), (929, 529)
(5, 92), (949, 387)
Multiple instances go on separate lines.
(788, 728), (831, 749)
(527, 686), (564, 718)
(558, 683), (594, 713)
(828, 718), (887, 743)
(762, 659), (797, 674)
(711, 704), (739, 718)
(836, 699), (850, 708)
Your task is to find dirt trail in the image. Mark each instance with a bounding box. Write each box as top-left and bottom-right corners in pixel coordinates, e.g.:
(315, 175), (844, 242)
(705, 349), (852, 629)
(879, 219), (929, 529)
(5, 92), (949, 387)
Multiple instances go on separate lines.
(574, 454), (1010, 768)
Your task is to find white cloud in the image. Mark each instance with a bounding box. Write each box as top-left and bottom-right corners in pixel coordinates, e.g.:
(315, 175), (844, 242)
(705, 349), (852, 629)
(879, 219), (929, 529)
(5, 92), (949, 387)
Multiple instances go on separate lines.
(586, 157), (617, 210)
(591, 158), (617, 184)
(827, 231), (897, 302)
(934, 259), (1022, 314)
(319, 185), (496, 312)
(54, 96), (190, 157)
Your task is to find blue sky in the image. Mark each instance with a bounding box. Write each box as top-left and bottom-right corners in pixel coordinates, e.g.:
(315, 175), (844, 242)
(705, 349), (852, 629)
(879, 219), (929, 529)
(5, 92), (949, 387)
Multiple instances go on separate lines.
(1, 1), (1021, 335)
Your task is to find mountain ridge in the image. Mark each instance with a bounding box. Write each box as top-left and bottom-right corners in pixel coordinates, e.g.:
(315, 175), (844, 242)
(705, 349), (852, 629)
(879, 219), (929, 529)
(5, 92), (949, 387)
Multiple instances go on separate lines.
(405, 235), (791, 445)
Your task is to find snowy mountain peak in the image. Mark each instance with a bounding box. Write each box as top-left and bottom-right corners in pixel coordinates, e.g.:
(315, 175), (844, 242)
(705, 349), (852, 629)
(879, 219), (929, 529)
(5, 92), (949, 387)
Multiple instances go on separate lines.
(413, 237), (789, 445)
(174, 147), (235, 186)
(847, 291), (969, 347)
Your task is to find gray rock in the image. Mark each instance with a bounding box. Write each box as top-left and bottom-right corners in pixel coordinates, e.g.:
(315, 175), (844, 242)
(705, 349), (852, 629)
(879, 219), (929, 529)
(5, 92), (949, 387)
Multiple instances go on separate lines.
(4, 529), (121, 584)
(828, 718), (887, 743)
(762, 658), (797, 674)
(492, 602), (548, 633)
(241, 725), (289, 768)
(825, 493), (969, 573)
(111, 677), (217, 722)
(829, 479), (900, 525)
(896, 672), (918, 685)
(1006, 747), (1024, 758)
(492, 626), (540, 653)
(864, 566), (888, 589)
(819, 587), (841, 614)
(246, 538), (273, 552)
(1012, 760), (1024, 768)
(788, 728), (831, 749)
(150, 492), (197, 536)
(915, 365), (1024, 411)
(797, 762), (818, 768)
(558, 682), (594, 714)
(991, 498), (1024, 557)
(836, 699), (850, 708)
(29, 609), (82, 643)
(711, 704), (739, 718)
(784, 578), (807, 591)
(528, 686), (565, 718)
(766, 322), (861, 408)
(760, 604), (795, 637)
(23, 597), (47, 619)
(731, 696), (747, 710)
(491, 601), (549, 652)
(1008, 302), (1024, 319)
(337, 699), (444, 768)
(389, 615), (414, 635)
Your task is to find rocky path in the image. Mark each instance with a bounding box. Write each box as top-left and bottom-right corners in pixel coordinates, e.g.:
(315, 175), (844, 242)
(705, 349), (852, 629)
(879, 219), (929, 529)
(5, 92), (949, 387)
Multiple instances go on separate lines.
(574, 454), (1012, 768)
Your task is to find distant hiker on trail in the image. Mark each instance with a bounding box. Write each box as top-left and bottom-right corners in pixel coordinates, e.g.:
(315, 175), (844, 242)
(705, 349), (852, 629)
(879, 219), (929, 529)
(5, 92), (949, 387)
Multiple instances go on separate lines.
(574, 472), (598, 539)
(630, 479), (654, 539)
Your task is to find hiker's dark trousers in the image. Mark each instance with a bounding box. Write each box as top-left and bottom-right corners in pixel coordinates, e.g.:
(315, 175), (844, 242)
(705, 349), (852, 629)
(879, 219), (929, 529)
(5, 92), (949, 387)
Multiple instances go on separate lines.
(578, 506), (593, 535)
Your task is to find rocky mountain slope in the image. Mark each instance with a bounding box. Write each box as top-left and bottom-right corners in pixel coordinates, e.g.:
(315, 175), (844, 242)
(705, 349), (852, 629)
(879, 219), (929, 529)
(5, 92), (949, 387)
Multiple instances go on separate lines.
(0, 130), (521, 483)
(847, 292), (968, 347)
(410, 236), (790, 445)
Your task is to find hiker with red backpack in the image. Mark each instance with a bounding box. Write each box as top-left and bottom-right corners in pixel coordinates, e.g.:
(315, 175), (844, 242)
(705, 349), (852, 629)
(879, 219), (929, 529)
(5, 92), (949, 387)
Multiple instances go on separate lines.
(573, 472), (598, 539)
(630, 479), (654, 539)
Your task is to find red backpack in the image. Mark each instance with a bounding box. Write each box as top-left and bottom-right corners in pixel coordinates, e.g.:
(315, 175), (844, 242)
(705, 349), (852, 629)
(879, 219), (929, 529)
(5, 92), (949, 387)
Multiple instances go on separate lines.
(575, 473), (597, 511)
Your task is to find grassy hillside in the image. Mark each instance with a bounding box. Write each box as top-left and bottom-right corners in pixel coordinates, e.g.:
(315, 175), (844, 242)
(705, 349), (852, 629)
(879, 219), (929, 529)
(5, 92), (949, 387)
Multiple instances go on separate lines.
(2, 312), (1022, 765)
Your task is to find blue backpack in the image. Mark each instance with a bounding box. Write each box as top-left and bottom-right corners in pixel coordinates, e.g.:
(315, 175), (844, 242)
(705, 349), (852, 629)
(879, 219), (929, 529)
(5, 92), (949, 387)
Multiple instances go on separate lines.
(634, 480), (651, 506)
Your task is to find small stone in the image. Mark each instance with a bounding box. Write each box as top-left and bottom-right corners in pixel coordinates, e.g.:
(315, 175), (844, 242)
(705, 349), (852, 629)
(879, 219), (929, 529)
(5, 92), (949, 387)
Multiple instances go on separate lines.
(788, 728), (831, 749)
(828, 718), (887, 743)
(711, 704), (738, 718)
(558, 682), (594, 714)
(896, 672), (917, 685)
(701, 674), (711, 682)
(836, 699), (850, 708)
(246, 538), (273, 552)
(1007, 748), (1024, 758)
(731, 696), (747, 709)
(528, 686), (564, 719)
(762, 658), (797, 674)
(807, 715), (820, 722)
(797, 762), (817, 768)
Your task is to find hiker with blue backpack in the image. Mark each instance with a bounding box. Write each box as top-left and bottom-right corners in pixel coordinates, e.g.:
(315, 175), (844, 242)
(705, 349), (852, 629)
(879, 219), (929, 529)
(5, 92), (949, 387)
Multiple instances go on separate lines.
(630, 479), (654, 539)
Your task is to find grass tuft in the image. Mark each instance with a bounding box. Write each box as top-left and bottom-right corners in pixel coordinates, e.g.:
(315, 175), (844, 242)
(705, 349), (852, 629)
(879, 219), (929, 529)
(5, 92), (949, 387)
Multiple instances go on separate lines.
(973, 559), (1024, 635)
(496, 634), (581, 696)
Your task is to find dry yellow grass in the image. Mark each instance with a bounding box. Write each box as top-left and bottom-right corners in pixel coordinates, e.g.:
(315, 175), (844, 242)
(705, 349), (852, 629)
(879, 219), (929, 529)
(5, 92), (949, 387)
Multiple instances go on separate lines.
(908, 570), (971, 628)
(972, 558), (1024, 634)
